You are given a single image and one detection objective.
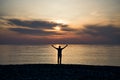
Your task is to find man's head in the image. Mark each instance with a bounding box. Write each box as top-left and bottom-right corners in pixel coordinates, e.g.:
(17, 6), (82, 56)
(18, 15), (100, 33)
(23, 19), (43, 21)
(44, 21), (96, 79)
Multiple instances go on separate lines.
(59, 46), (61, 48)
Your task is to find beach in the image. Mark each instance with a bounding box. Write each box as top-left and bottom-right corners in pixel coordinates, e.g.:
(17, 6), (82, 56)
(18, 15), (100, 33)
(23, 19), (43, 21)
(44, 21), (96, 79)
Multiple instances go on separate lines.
(0, 64), (120, 80)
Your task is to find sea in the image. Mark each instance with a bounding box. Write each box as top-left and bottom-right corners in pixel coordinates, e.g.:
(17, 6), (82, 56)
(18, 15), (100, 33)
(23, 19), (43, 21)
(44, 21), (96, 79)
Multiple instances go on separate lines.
(0, 44), (120, 66)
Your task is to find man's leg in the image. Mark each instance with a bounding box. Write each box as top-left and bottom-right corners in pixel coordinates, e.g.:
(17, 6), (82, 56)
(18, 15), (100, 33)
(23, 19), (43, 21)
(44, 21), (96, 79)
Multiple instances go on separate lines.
(58, 55), (60, 64)
(60, 55), (62, 64)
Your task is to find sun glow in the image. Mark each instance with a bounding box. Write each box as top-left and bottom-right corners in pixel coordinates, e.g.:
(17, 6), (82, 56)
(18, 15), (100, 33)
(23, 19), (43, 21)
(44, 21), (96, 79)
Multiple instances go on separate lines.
(54, 19), (68, 24)
(53, 26), (61, 31)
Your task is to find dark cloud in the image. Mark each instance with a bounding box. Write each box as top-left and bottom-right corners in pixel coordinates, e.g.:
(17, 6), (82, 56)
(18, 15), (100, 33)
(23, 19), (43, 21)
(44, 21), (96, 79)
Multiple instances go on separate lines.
(9, 28), (63, 36)
(6, 18), (76, 35)
(0, 18), (75, 32)
(62, 27), (76, 31)
(0, 17), (76, 37)
(77, 24), (120, 43)
(8, 19), (68, 29)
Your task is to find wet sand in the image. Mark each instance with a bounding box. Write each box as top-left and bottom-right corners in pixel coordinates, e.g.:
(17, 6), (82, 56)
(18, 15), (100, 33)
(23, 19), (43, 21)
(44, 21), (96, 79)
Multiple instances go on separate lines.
(0, 64), (120, 80)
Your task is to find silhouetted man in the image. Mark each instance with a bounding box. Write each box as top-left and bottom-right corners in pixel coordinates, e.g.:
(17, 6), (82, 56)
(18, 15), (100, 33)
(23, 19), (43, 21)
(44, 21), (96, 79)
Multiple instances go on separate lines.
(51, 44), (68, 64)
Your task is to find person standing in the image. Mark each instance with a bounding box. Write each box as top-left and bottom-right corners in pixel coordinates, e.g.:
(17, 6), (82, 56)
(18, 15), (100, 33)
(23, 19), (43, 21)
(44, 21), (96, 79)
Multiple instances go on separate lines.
(51, 44), (68, 64)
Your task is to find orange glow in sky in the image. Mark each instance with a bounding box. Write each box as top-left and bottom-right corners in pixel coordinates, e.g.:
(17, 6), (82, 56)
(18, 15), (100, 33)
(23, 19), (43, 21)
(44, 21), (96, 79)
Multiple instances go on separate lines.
(0, 0), (120, 44)
(53, 26), (61, 31)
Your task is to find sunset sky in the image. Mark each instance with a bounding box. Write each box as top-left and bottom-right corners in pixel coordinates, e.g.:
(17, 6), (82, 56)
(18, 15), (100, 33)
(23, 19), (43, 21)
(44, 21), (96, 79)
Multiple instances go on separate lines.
(0, 0), (120, 44)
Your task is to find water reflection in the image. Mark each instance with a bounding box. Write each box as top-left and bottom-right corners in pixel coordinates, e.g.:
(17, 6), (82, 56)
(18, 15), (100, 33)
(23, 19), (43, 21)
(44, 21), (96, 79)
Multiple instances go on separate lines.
(0, 44), (120, 66)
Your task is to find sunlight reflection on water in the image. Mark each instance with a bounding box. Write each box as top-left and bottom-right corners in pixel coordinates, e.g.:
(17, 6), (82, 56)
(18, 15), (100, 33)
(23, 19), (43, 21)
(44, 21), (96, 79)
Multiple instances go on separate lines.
(0, 44), (120, 66)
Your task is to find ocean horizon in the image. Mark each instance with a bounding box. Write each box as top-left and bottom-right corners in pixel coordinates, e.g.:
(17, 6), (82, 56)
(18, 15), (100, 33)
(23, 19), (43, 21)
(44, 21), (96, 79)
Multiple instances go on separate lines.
(0, 44), (120, 66)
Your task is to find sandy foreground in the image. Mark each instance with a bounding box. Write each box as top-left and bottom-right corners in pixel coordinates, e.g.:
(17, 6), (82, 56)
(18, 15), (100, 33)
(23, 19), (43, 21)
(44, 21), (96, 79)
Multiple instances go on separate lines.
(0, 64), (120, 80)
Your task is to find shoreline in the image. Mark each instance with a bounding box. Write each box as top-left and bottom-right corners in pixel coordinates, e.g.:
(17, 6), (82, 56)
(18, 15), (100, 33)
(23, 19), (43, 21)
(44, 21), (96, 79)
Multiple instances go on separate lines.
(0, 64), (120, 80)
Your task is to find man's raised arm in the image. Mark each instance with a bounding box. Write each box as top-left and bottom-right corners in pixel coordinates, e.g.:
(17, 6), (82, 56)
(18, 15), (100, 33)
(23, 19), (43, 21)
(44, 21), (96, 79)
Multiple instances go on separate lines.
(51, 45), (57, 49)
(62, 44), (68, 49)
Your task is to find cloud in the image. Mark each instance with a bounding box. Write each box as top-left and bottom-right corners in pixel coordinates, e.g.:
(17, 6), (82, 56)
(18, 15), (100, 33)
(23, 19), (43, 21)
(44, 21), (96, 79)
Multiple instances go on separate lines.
(62, 27), (76, 31)
(77, 24), (120, 43)
(0, 18), (75, 36)
(8, 19), (68, 29)
(90, 11), (103, 17)
(0, 17), (76, 32)
(1, 17), (120, 44)
(9, 28), (63, 36)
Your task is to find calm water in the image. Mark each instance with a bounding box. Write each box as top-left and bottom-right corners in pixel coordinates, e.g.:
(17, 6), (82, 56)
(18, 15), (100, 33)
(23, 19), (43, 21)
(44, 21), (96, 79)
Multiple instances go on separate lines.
(0, 44), (120, 66)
